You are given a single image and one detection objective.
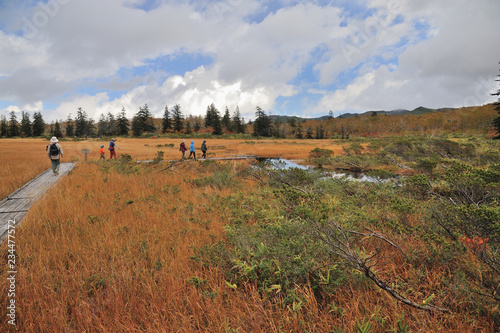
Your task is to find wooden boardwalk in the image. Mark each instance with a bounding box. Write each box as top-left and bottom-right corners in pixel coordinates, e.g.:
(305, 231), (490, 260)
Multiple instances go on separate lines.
(137, 155), (259, 163)
(0, 163), (74, 242)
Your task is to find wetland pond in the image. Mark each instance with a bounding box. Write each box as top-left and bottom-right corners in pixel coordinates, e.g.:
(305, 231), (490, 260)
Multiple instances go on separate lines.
(259, 158), (399, 183)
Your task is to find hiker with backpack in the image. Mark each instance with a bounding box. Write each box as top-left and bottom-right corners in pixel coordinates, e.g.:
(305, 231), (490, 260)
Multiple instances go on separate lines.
(201, 140), (208, 159)
(179, 140), (187, 159)
(109, 138), (120, 159)
(47, 137), (63, 175)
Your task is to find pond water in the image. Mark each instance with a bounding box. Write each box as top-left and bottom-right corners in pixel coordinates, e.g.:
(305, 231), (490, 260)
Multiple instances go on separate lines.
(260, 158), (397, 183)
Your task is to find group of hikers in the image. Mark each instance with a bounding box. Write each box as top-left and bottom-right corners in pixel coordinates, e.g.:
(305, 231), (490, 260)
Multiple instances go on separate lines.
(179, 140), (208, 159)
(47, 137), (209, 175)
(99, 139), (120, 160)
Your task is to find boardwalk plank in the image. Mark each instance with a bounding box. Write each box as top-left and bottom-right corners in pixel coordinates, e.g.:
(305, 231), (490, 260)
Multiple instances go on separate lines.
(0, 162), (74, 242)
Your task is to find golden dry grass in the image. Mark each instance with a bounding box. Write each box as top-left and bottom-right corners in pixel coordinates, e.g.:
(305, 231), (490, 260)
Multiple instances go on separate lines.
(0, 138), (496, 332)
(0, 137), (345, 199)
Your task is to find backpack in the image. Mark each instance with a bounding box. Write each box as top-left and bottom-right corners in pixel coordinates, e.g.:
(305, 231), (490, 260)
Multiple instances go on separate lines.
(49, 143), (59, 156)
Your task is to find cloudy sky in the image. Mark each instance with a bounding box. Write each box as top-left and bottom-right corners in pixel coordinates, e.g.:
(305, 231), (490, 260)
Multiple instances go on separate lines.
(0, 0), (499, 122)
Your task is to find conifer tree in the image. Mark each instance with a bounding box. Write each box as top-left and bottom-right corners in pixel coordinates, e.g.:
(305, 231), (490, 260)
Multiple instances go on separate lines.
(162, 105), (171, 133)
(107, 112), (117, 135)
(232, 107), (245, 134)
(97, 113), (107, 137)
(66, 114), (74, 137)
(0, 115), (7, 137)
(205, 104), (222, 135)
(32, 111), (45, 136)
(296, 123), (303, 139)
(8, 111), (20, 137)
(53, 120), (63, 137)
(20, 111), (32, 137)
(194, 118), (201, 132)
(253, 106), (273, 137)
(131, 104), (155, 136)
(185, 120), (192, 135)
(212, 111), (223, 135)
(222, 106), (232, 132)
(306, 125), (314, 139)
(75, 107), (90, 137)
(116, 107), (129, 136)
(172, 104), (184, 132)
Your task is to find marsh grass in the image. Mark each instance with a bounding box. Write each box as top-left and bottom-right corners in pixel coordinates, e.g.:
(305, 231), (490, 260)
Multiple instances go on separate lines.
(0, 136), (499, 332)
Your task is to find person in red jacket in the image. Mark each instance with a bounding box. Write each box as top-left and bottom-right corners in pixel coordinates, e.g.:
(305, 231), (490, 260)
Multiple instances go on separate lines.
(179, 140), (187, 159)
(99, 145), (105, 160)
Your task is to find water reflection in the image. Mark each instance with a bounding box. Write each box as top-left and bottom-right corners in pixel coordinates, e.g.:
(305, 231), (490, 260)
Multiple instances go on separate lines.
(260, 158), (396, 183)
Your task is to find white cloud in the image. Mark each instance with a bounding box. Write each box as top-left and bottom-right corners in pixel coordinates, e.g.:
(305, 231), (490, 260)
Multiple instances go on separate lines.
(0, 0), (499, 122)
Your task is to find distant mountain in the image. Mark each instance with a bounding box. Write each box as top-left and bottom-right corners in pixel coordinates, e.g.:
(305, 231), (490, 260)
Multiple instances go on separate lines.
(267, 106), (456, 123)
(268, 115), (330, 124)
(338, 106), (456, 118)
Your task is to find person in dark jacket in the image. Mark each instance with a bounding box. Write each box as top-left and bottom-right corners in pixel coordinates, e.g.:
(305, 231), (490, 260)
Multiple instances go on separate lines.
(201, 140), (207, 159)
(179, 140), (187, 159)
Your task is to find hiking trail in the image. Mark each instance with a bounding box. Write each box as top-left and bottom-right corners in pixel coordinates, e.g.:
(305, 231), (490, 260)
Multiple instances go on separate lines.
(0, 162), (74, 242)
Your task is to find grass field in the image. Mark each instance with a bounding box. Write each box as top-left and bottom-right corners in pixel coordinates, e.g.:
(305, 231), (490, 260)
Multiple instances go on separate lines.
(0, 137), (346, 200)
(0, 136), (498, 332)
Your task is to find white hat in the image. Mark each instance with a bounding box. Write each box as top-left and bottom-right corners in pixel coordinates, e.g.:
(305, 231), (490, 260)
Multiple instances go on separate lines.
(50, 137), (58, 143)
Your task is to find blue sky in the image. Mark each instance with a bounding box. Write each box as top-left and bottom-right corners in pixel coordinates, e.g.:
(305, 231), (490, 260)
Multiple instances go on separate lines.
(0, 0), (499, 122)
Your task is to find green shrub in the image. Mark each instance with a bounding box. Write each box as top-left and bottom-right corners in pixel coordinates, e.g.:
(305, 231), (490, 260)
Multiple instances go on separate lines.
(152, 150), (164, 164)
(309, 148), (334, 158)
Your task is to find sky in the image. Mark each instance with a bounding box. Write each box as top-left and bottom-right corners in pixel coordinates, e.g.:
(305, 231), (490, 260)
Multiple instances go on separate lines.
(0, 0), (499, 122)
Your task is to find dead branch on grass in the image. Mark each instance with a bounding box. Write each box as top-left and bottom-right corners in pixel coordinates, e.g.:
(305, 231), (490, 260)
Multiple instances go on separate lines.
(311, 218), (449, 313)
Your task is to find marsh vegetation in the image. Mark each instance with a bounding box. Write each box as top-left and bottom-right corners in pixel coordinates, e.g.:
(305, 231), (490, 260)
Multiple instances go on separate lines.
(0, 134), (499, 332)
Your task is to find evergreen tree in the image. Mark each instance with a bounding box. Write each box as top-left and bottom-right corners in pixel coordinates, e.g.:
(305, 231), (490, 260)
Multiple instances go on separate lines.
(212, 111), (223, 135)
(288, 118), (297, 137)
(66, 114), (74, 137)
(205, 104), (217, 128)
(232, 107), (245, 134)
(253, 106), (273, 137)
(97, 113), (107, 137)
(222, 106), (232, 132)
(185, 120), (192, 135)
(8, 111), (20, 137)
(162, 105), (171, 133)
(107, 112), (117, 135)
(131, 116), (143, 137)
(0, 115), (7, 137)
(132, 104), (155, 136)
(172, 104), (184, 132)
(492, 62), (500, 139)
(75, 107), (89, 137)
(32, 112), (45, 137)
(315, 124), (325, 139)
(20, 111), (32, 137)
(116, 107), (129, 136)
(87, 118), (96, 137)
(53, 120), (63, 137)
(194, 118), (201, 132)
(306, 125), (314, 139)
(296, 123), (303, 139)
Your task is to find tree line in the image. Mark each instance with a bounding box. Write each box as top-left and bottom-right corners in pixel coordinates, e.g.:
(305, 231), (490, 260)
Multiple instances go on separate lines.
(1, 99), (498, 139)
(0, 103), (248, 138)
